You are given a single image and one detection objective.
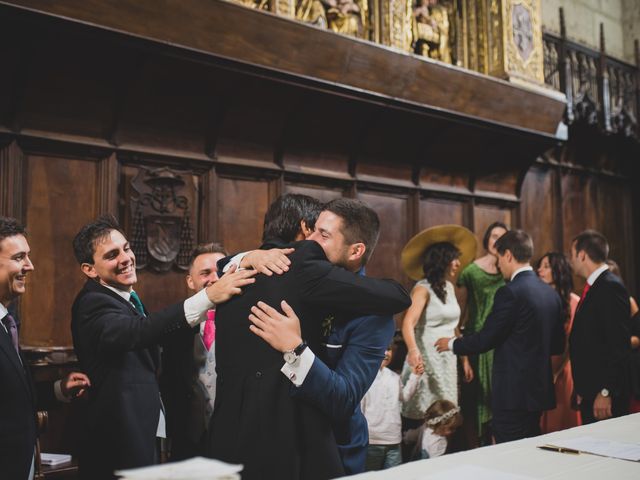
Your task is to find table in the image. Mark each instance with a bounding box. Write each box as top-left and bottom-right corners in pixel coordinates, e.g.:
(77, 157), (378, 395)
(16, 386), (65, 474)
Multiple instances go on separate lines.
(348, 413), (640, 479)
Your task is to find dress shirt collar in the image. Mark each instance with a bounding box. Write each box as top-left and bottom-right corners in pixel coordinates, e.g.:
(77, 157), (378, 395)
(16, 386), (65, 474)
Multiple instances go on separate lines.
(587, 264), (609, 286)
(510, 265), (533, 281)
(0, 303), (8, 334)
(100, 282), (131, 301)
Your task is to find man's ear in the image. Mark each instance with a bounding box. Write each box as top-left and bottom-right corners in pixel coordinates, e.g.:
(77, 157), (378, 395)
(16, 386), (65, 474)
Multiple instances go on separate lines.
(186, 274), (195, 291)
(300, 220), (313, 239)
(349, 243), (366, 262)
(81, 263), (98, 279)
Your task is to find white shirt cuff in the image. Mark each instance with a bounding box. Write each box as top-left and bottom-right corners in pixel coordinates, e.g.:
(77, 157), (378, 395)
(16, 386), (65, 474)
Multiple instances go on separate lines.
(280, 348), (315, 387)
(223, 252), (249, 273)
(448, 337), (457, 353)
(184, 288), (215, 327)
(54, 380), (70, 403)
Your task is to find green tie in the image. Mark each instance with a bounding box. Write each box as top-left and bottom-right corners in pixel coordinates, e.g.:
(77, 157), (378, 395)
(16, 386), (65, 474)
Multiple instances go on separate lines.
(129, 291), (146, 316)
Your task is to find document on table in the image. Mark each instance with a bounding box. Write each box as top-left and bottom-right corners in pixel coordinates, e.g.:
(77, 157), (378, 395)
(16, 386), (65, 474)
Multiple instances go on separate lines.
(417, 465), (536, 480)
(115, 457), (243, 479)
(544, 436), (640, 462)
(40, 453), (72, 466)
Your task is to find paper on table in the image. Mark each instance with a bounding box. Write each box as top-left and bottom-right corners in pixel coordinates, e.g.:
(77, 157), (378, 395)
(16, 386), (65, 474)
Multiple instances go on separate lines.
(115, 457), (243, 479)
(416, 465), (536, 480)
(547, 436), (640, 462)
(41, 453), (72, 466)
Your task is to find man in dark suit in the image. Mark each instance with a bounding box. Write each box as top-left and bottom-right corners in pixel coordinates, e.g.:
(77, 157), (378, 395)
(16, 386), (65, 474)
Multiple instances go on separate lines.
(0, 216), (89, 480)
(71, 215), (256, 479)
(569, 229), (631, 424)
(435, 230), (564, 443)
(160, 242), (228, 461)
(247, 198), (396, 475)
(207, 196), (410, 480)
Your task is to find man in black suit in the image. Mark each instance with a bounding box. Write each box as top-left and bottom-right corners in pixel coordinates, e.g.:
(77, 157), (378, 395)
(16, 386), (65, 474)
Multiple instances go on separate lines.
(569, 229), (631, 424)
(0, 216), (89, 480)
(207, 195), (411, 480)
(436, 230), (564, 443)
(71, 215), (256, 479)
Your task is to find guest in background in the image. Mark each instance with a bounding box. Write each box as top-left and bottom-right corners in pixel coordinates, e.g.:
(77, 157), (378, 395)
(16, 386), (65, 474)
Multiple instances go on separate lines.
(400, 225), (477, 429)
(606, 259), (639, 317)
(569, 230), (631, 424)
(536, 252), (581, 433)
(404, 399), (462, 460)
(160, 243), (228, 461)
(456, 221), (508, 446)
(361, 344), (423, 471)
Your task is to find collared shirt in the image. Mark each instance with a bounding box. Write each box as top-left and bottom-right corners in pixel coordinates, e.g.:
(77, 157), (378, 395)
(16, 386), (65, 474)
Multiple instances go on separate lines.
(510, 265), (533, 281)
(587, 264), (609, 286)
(101, 283), (213, 327)
(0, 303), (8, 335)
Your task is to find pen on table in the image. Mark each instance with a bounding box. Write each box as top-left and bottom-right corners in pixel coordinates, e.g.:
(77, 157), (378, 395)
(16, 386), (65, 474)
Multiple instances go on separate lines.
(537, 445), (580, 455)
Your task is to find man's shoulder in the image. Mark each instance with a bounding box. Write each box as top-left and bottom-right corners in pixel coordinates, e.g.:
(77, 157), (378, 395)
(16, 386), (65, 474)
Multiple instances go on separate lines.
(290, 240), (326, 259)
(340, 313), (394, 339)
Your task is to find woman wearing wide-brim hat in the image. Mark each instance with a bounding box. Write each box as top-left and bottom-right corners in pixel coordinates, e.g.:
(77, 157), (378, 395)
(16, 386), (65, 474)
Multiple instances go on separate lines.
(399, 225), (477, 424)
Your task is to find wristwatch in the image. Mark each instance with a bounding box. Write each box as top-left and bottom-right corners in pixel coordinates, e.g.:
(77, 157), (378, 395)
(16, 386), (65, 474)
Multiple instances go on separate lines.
(600, 388), (610, 398)
(283, 341), (307, 365)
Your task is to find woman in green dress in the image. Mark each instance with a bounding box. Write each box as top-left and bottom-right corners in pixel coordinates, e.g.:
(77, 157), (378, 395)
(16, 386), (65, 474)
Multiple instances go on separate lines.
(456, 221), (508, 446)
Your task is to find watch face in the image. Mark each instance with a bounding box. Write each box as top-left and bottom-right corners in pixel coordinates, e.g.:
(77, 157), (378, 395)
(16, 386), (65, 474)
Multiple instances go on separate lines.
(284, 352), (296, 364)
(601, 388), (610, 397)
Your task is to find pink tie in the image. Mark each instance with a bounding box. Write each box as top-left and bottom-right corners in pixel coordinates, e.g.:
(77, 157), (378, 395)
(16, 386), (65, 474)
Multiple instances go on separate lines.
(203, 310), (215, 351)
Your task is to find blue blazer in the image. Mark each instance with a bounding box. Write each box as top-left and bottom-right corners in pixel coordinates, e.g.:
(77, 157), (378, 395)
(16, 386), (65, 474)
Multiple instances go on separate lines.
(454, 270), (564, 412)
(291, 308), (395, 475)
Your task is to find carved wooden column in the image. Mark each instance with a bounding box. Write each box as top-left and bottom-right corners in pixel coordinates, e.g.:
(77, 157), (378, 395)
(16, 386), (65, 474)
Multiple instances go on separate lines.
(0, 141), (24, 220)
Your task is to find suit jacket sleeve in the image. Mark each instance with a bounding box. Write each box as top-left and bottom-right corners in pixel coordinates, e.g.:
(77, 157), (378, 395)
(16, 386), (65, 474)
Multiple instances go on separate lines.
(454, 286), (516, 356)
(598, 280), (631, 394)
(291, 315), (395, 421)
(75, 291), (187, 354)
(295, 241), (411, 316)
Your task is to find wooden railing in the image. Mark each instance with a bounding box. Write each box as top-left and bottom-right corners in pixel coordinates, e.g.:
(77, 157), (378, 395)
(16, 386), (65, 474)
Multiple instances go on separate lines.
(542, 9), (639, 139)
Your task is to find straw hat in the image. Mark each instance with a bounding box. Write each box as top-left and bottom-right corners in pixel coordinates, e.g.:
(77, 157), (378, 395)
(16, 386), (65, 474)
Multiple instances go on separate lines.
(401, 225), (478, 281)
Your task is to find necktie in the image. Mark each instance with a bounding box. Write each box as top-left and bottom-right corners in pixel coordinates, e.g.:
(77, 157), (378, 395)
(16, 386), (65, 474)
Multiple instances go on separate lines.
(577, 282), (591, 310)
(203, 310), (215, 351)
(130, 291), (146, 316)
(2, 314), (19, 355)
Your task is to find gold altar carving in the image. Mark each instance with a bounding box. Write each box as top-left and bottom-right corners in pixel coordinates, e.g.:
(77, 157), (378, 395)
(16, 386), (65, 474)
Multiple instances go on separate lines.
(229, 0), (546, 86)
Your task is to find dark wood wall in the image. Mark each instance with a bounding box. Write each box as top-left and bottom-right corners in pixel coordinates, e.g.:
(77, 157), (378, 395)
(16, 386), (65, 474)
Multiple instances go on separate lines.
(0, 3), (637, 355)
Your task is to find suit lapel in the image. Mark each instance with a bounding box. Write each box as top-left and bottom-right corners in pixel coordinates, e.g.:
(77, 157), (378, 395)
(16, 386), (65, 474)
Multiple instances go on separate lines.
(0, 325), (31, 395)
(578, 270), (608, 313)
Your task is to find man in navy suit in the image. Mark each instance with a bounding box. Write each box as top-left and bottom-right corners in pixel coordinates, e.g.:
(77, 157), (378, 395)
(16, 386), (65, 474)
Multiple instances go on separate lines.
(435, 230), (564, 443)
(569, 230), (631, 424)
(247, 198), (396, 474)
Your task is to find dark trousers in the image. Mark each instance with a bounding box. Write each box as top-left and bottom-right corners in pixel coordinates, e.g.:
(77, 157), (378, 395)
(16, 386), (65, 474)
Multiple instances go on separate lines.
(492, 409), (541, 444)
(579, 394), (629, 425)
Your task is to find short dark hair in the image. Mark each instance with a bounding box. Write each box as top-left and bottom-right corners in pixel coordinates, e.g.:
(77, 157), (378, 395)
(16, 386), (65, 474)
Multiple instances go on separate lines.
(494, 229), (533, 263)
(73, 214), (126, 264)
(323, 198), (380, 265)
(262, 194), (322, 243)
(188, 242), (227, 269)
(573, 230), (608, 263)
(0, 216), (26, 249)
(482, 221), (508, 250)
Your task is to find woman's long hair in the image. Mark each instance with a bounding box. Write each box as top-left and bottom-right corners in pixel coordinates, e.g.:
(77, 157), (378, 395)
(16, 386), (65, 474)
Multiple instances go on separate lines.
(536, 252), (574, 322)
(422, 242), (460, 303)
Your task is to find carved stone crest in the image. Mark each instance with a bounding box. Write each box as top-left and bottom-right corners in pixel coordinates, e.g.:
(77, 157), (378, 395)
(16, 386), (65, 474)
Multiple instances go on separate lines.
(130, 167), (195, 272)
(512, 3), (533, 63)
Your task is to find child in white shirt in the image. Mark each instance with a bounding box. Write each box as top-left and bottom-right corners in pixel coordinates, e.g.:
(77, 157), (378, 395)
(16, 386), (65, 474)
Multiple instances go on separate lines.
(404, 399), (462, 460)
(361, 344), (424, 470)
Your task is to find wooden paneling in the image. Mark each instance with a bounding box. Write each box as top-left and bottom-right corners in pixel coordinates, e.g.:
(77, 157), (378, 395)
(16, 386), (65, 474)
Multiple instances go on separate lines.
(519, 166), (558, 260)
(21, 155), (99, 347)
(285, 183), (346, 203)
(357, 191), (409, 285)
(216, 175), (271, 254)
(419, 197), (466, 230)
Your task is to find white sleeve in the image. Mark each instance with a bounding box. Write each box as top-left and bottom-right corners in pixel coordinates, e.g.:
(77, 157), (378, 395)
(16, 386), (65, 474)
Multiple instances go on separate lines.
(280, 348), (315, 387)
(223, 251), (250, 273)
(54, 380), (70, 403)
(400, 373), (420, 402)
(183, 288), (215, 327)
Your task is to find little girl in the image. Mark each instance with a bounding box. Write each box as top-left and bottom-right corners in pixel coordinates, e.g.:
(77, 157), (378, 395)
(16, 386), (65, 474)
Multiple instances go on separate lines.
(405, 399), (462, 460)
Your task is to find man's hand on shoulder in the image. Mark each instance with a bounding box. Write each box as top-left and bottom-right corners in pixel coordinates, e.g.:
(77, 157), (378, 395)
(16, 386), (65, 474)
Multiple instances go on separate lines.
(240, 248), (294, 276)
(206, 264), (257, 305)
(248, 300), (302, 352)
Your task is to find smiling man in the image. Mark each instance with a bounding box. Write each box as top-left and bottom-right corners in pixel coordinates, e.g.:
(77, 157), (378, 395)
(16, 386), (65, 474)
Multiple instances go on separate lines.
(71, 215), (256, 479)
